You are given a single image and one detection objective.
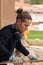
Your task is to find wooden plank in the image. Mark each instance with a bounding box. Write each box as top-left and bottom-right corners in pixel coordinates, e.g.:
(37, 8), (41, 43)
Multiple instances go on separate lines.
(0, 60), (43, 64)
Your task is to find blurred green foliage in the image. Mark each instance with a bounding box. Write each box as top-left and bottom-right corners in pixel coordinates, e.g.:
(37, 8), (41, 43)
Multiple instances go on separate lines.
(24, 0), (43, 4)
(27, 31), (43, 39)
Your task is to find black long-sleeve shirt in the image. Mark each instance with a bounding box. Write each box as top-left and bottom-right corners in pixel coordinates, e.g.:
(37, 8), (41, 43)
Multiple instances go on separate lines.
(0, 24), (29, 62)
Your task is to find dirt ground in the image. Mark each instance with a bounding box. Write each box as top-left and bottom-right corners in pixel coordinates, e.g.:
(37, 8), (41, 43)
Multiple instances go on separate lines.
(20, 39), (43, 65)
(28, 39), (43, 46)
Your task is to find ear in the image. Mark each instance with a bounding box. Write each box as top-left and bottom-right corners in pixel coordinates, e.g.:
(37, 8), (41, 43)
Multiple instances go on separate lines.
(17, 19), (22, 25)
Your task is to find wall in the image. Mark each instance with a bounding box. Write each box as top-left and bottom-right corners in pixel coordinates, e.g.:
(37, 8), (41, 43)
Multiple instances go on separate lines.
(1, 0), (15, 28)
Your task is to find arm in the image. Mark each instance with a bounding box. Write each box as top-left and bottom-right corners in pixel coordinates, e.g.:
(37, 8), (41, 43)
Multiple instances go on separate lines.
(0, 26), (12, 61)
(0, 38), (12, 61)
(16, 40), (29, 56)
(14, 32), (29, 56)
(14, 32), (37, 60)
(0, 38), (12, 56)
(16, 41), (37, 60)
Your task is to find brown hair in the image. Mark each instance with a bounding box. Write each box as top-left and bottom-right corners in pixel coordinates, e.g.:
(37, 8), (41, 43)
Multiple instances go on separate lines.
(16, 8), (32, 22)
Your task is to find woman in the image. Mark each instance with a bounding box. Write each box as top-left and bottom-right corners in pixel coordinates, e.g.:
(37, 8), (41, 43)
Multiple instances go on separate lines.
(0, 8), (37, 62)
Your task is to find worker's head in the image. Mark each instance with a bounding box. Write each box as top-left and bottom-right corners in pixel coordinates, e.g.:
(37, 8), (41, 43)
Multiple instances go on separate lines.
(16, 8), (32, 33)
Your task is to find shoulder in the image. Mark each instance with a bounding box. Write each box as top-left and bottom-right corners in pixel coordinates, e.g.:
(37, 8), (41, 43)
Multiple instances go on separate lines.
(1, 24), (12, 30)
(0, 24), (13, 36)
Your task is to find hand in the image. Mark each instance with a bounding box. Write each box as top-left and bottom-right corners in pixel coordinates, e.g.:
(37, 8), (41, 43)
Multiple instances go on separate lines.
(9, 54), (16, 61)
(28, 54), (37, 60)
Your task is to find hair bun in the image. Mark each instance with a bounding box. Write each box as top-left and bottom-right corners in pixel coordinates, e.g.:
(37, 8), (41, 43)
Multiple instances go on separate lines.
(16, 8), (23, 14)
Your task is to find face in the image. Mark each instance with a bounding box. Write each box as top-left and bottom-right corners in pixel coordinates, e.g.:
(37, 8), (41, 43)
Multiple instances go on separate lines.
(16, 19), (31, 33)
